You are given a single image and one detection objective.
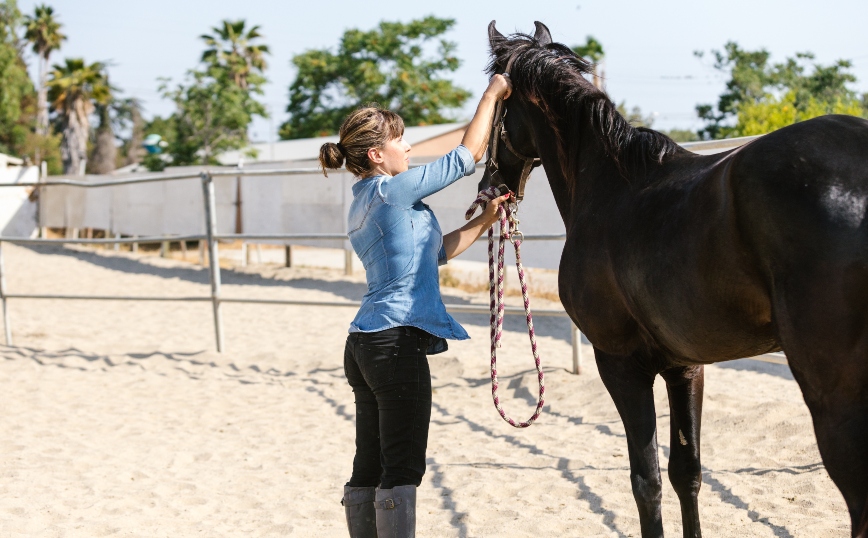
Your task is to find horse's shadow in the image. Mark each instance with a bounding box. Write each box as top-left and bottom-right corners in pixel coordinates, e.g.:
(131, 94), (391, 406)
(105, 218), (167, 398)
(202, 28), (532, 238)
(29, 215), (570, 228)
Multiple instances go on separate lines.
(21, 244), (573, 343)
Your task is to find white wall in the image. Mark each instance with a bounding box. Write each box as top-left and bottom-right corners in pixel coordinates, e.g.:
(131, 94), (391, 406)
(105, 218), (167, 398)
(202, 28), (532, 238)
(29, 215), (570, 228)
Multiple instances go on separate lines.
(0, 165), (39, 238)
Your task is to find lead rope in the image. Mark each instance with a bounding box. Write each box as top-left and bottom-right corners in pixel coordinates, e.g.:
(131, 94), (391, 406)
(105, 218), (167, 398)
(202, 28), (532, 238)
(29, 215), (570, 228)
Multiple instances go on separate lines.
(465, 186), (545, 428)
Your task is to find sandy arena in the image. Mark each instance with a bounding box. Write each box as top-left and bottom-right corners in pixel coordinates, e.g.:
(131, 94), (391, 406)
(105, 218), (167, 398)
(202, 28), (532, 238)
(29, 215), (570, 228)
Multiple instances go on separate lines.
(0, 242), (849, 537)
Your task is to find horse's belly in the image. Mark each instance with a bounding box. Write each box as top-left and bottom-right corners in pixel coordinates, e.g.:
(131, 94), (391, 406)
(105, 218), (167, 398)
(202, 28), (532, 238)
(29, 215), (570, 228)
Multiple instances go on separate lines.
(629, 275), (780, 362)
(561, 260), (780, 362)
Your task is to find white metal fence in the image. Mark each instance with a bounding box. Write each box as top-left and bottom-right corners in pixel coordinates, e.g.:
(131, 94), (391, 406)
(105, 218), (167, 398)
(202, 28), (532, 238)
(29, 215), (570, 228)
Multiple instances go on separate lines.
(0, 167), (589, 374)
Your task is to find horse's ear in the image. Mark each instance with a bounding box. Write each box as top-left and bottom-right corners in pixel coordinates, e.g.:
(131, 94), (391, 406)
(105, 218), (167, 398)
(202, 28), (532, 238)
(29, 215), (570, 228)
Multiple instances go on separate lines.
(488, 20), (505, 45)
(533, 21), (552, 46)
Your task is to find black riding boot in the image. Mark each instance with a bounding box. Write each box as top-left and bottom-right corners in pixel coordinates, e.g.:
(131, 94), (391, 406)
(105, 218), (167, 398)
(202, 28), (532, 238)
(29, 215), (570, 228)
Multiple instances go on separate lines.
(375, 485), (416, 538)
(342, 485), (378, 538)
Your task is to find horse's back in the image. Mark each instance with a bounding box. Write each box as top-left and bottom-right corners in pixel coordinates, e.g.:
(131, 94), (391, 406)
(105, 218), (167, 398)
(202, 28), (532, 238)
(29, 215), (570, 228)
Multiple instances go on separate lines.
(732, 114), (868, 267)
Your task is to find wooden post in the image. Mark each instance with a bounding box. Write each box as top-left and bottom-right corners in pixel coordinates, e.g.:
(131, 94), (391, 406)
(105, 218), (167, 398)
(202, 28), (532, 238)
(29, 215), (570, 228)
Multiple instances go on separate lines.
(285, 245), (292, 268)
(344, 249), (353, 276)
(180, 240), (188, 260)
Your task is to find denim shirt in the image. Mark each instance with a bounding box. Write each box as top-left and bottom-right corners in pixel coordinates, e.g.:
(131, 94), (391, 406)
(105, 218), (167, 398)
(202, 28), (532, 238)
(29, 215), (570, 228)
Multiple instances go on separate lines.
(347, 145), (476, 339)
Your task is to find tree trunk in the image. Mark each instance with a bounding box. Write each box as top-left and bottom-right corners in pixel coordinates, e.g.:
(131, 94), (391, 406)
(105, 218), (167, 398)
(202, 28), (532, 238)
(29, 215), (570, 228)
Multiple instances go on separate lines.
(36, 54), (49, 137)
(89, 107), (117, 175)
(61, 98), (91, 176)
(124, 102), (145, 166)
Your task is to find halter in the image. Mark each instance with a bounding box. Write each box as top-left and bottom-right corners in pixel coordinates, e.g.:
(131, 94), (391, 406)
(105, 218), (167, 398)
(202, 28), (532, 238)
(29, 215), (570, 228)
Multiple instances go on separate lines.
(485, 55), (541, 201)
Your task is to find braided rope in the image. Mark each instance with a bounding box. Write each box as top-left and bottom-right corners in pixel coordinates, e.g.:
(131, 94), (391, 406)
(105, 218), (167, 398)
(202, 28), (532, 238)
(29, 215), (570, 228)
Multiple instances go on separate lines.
(465, 186), (545, 428)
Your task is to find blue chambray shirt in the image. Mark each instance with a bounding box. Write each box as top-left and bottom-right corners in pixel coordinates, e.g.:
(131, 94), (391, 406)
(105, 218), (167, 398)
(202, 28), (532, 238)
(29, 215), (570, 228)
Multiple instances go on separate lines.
(347, 145), (476, 339)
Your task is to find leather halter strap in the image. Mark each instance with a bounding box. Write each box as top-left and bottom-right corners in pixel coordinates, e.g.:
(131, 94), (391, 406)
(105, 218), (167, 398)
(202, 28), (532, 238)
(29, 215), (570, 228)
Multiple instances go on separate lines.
(485, 54), (541, 201)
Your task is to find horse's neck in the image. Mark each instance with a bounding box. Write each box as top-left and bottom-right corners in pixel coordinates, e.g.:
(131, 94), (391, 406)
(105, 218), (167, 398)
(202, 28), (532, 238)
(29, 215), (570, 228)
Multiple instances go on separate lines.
(531, 113), (624, 226)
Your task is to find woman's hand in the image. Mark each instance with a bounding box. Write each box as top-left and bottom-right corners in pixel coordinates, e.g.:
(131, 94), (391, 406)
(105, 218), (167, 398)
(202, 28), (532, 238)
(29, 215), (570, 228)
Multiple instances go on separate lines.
(442, 192), (513, 261)
(485, 74), (513, 101)
(481, 193), (512, 226)
(461, 75), (513, 162)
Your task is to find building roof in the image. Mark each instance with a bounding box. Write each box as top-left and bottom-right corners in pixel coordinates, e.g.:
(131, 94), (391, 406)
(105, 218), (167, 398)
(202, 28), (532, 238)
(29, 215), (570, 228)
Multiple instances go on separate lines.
(217, 122), (468, 166)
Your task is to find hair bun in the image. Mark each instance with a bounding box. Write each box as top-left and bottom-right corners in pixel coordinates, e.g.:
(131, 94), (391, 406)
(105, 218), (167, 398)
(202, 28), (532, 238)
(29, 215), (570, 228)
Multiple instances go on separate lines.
(319, 141), (345, 177)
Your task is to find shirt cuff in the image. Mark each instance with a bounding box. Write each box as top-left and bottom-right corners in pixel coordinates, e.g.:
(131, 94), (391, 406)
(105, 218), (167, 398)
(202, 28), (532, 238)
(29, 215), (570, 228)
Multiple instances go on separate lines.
(438, 243), (448, 266)
(455, 144), (477, 176)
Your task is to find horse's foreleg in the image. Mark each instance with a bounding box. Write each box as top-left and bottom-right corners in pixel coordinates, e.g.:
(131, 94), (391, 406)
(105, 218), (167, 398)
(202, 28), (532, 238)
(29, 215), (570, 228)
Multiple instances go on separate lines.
(661, 366), (704, 538)
(596, 350), (664, 538)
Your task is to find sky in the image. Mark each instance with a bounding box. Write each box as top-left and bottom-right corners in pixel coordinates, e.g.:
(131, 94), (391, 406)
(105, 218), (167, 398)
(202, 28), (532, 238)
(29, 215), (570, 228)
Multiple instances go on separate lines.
(20, 0), (868, 141)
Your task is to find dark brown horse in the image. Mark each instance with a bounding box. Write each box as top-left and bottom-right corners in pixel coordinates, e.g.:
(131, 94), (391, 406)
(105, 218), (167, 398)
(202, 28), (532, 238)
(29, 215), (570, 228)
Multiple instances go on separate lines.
(482, 21), (868, 538)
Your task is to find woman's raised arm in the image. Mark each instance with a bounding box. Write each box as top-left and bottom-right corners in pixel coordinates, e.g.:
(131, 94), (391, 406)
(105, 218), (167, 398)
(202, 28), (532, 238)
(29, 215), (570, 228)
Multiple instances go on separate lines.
(461, 74), (512, 163)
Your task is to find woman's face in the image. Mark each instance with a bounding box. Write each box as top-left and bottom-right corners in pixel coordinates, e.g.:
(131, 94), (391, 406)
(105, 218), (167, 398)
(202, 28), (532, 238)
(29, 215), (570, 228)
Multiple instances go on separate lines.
(369, 135), (411, 177)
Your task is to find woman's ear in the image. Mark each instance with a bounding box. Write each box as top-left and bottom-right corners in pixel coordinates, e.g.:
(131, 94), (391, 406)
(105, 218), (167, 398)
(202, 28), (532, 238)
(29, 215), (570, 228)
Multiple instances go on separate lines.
(367, 147), (383, 164)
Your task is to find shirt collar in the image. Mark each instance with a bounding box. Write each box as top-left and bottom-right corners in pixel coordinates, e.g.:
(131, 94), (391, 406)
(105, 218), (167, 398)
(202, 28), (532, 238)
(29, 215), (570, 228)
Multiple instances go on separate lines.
(351, 174), (385, 196)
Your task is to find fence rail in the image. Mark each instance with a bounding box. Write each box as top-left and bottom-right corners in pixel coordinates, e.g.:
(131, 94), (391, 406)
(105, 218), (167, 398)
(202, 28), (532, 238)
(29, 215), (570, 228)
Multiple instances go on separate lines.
(0, 161), (786, 374)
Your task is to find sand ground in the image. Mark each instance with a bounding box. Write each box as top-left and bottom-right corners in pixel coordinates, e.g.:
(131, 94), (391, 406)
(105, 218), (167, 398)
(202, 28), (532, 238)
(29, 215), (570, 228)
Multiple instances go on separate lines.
(0, 243), (849, 537)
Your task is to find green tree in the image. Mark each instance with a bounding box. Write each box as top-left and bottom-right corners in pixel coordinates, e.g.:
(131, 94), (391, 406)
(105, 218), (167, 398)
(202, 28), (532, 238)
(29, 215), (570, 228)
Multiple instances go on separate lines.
(696, 42), (865, 139)
(572, 36), (604, 89)
(150, 19), (268, 167)
(280, 16), (470, 140)
(46, 58), (111, 175)
(735, 90), (863, 136)
(0, 1), (35, 156)
(23, 4), (64, 142)
(160, 69), (266, 165)
(660, 129), (700, 143)
(200, 19), (269, 90)
(616, 101), (654, 128)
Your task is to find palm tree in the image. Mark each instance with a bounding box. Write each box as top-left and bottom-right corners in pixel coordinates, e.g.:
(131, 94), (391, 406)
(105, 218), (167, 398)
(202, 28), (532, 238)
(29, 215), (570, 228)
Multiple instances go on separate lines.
(115, 97), (145, 166)
(200, 20), (269, 89)
(89, 95), (140, 174)
(24, 5), (66, 140)
(47, 58), (110, 175)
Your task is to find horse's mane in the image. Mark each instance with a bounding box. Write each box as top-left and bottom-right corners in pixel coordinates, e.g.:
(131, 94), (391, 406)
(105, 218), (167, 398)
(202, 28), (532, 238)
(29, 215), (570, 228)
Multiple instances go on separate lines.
(486, 33), (679, 176)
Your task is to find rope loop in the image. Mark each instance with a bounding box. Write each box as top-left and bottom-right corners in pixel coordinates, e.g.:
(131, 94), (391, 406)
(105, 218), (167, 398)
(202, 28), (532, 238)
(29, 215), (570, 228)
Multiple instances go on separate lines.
(465, 186), (545, 428)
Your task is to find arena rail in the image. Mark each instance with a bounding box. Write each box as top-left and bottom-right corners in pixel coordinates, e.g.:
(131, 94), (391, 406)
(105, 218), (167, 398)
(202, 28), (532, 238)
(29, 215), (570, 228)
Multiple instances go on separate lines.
(0, 162), (786, 374)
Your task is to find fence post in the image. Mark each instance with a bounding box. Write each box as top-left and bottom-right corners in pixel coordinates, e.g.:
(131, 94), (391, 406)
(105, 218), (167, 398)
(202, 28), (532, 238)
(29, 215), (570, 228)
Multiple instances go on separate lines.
(201, 172), (224, 353)
(0, 241), (11, 345)
(344, 249), (353, 276)
(571, 322), (581, 375)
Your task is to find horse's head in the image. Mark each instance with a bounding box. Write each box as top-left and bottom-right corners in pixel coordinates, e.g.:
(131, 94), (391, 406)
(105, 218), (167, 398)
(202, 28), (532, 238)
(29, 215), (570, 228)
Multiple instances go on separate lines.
(478, 21), (555, 199)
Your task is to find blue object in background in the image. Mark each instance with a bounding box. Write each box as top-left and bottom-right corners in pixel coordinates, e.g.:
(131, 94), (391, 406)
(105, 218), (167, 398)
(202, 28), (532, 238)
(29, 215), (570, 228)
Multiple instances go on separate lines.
(143, 134), (166, 154)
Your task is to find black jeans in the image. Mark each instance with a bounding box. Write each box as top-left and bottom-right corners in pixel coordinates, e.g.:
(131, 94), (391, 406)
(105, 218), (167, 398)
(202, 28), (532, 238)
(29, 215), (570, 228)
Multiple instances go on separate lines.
(344, 326), (432, 490)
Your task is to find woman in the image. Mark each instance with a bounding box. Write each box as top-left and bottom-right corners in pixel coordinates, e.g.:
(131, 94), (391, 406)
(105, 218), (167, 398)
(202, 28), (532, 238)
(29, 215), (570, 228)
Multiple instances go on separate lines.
(320, 74), (511, 538)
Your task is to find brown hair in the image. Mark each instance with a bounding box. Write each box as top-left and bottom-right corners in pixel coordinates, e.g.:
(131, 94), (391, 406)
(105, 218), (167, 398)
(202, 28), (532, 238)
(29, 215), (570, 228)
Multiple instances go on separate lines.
(319, 105), (405, 177)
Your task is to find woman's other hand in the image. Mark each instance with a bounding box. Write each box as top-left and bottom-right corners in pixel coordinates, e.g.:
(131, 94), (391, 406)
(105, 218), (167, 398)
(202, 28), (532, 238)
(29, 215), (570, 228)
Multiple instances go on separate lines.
(482, 193), (512, 226)
(442, 192), (513, 261)
(485, 74), (512, 101)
